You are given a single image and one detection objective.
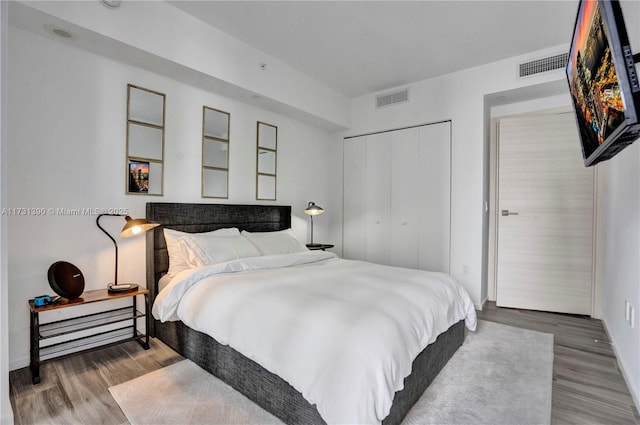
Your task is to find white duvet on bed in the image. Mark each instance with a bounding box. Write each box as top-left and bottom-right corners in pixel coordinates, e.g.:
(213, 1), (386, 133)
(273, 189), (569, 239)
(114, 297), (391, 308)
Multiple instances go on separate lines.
(153, 251), (477, 425)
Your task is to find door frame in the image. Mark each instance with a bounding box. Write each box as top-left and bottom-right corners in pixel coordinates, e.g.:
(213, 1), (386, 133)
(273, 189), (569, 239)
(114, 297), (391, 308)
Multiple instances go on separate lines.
(487, 107), (604, 318)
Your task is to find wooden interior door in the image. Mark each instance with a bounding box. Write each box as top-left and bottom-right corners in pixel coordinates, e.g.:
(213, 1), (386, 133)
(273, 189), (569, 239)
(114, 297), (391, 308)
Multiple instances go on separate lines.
(496, 109), (595, 315)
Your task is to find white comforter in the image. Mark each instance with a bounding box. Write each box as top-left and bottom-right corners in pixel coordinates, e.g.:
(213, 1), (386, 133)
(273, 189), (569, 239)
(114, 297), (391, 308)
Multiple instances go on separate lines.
(153, 251), (477, 425)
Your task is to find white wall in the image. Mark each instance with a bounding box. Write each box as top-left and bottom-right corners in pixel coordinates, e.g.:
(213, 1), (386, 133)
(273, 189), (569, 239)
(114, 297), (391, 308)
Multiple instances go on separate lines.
(0, 0), (14, 422)
(7, 0), (640, 411)
(12, 0), (350, 131)
(6, 26), (342, 370)
(348, 45), (569, 308)
(347, 0), (640, 406)
(601, 142), (640, 410)
(600, 0), (640, 409)
(348, 3), (640, 406)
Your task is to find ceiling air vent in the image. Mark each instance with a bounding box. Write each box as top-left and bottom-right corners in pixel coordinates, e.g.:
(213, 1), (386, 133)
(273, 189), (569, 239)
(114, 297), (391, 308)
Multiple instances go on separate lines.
(376, 89), (409, 108)
(519, 52), (569, 78)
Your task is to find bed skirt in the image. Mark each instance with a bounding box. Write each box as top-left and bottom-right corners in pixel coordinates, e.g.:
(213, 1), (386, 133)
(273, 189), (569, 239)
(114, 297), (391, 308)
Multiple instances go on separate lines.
(153, 318), (465, 425)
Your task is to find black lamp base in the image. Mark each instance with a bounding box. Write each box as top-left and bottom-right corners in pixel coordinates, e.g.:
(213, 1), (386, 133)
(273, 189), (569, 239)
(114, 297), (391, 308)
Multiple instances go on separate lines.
(306, 243), (322, 248)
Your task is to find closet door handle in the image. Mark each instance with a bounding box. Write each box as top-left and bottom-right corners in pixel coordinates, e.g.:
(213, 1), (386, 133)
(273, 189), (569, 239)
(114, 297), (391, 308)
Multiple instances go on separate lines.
(501, 210), (519, 216)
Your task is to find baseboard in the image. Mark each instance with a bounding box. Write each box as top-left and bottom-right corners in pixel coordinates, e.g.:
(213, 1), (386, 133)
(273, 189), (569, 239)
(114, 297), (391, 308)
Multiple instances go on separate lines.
(475, 296), (488, 311)
(0, 403), (14, 425)
(9, 356), (28, 372)
(601, 320), (640, 414)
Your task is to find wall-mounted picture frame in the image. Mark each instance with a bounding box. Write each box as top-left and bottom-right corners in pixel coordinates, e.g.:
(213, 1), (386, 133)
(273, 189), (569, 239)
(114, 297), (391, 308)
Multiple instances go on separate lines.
(202, 106), (230, 199)
(128, 159), (150, 193)
(126, 84), (165, 196)
(256, 121), (277, 201)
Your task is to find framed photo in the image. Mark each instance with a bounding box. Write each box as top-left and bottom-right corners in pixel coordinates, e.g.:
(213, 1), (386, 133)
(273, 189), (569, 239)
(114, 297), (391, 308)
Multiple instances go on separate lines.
(128, 160), (150, 193)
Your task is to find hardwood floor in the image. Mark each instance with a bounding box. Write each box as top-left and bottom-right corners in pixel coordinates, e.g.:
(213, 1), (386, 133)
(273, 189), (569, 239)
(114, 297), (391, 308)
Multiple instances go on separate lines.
(9, 339), (184, 425)
(9, 304), (640, 424)
(478, 302), (640, 425)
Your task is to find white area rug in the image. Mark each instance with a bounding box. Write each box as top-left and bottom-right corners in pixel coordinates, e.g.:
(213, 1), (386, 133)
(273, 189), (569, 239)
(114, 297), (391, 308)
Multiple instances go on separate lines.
(109, 320), (553, 425)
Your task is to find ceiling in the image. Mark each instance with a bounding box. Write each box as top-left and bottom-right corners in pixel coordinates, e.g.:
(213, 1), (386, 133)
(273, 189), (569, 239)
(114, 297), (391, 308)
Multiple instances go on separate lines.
(169, 1), (579, 98)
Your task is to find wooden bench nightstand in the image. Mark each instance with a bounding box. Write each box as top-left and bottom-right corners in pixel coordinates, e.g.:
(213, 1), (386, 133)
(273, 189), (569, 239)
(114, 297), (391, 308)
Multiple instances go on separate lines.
(29, 287), (150, 384)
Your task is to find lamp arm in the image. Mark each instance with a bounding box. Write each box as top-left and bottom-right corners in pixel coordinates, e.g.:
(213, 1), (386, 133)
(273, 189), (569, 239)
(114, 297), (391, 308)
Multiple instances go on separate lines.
(96, 213), (124, 285)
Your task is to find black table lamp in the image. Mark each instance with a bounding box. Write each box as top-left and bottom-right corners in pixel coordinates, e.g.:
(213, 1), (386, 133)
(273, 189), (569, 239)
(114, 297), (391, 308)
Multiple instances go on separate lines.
(96, 214), (159, 287)
(304, 201), (324, 247)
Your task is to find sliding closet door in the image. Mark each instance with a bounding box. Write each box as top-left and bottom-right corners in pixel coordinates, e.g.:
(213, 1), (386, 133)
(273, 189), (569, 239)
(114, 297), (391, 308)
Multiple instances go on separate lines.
(343, 137), (367, 260)
(418, 122), (451, 273)
(390, 128), (420, 268)
(365, 133), (391, 265)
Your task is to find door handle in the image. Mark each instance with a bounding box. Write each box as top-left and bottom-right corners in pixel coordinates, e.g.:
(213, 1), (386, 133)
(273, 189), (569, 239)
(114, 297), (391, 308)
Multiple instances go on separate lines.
(501, 210), (519, 216)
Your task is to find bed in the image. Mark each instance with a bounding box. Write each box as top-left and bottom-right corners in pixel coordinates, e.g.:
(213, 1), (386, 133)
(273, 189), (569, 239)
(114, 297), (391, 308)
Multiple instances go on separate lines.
(146, 202), (476, 425)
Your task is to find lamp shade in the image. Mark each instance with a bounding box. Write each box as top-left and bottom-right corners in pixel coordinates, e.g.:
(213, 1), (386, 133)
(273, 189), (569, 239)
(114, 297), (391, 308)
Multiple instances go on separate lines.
(120, 216), (160, 238)
(304, 202), (324, 216)
(97, 213), (160, 286)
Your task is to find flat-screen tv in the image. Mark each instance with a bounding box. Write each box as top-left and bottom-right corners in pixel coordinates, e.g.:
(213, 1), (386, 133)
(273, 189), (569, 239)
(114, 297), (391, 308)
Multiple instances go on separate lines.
(566, 0), (640, 166)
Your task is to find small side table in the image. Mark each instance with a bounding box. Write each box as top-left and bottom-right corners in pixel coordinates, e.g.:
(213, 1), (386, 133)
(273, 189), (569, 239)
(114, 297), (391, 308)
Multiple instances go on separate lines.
(29, 287), (150, 384)
(306, 244), (334, 251)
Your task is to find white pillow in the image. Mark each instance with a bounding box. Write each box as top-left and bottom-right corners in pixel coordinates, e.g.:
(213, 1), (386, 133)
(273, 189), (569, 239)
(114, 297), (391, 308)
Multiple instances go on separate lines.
(179, 233), (261, 268)
(241, 229), (307, 255)
(163, 228), (240, 276)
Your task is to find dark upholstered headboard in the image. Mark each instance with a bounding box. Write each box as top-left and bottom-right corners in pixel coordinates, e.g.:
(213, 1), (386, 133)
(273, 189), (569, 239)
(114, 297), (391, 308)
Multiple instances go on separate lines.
(145, 203), (291, 306)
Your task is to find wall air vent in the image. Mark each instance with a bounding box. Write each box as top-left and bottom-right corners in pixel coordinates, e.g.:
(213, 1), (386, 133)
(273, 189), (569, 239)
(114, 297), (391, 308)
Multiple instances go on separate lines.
(376, 89), (409, 108)
(518, 52), (569, 78)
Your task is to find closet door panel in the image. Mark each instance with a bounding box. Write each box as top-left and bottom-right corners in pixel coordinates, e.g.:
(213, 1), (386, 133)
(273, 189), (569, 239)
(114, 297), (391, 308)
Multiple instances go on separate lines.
(418, 122), (451, 273)
(365, 133), (391, 265)
(343, 137), (367, 260)
(390, 128), (420, 268)
(343, 121), (451, 272)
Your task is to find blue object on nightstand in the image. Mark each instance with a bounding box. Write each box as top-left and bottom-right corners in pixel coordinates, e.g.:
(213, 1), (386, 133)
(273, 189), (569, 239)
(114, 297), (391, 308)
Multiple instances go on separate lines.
(33, 295), (52, 307)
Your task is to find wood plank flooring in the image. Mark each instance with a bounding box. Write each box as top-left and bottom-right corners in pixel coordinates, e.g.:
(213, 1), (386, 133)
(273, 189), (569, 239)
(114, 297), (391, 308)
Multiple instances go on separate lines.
(9, 303), (640, 424)
(9, 339), (183, 425)
(478, 302), (640, 425)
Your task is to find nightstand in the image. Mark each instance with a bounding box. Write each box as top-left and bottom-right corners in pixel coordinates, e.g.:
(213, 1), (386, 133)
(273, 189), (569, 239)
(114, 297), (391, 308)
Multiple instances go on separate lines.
(306, 244), (334, 251)
(29, 287), (150, 384)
